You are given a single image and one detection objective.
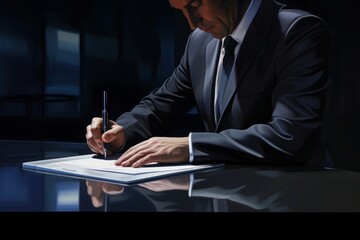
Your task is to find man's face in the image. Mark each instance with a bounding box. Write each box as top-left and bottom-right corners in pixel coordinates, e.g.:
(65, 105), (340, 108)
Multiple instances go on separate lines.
(169, 0), (239, 39)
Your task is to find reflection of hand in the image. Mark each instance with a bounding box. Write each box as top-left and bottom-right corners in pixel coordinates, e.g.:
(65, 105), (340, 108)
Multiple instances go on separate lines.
(138, 175), (190, 192)
(85, 117), (125, 156)
(86, 180), (124, 208)
(115, 137), (189, 167)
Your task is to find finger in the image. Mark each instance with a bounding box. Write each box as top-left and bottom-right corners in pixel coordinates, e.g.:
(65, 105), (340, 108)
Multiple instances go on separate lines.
(102, 124), (126, 155)
(91, 196), (103, 208)
(118, 152), (148, 167)
(115, 147), (147, 166)
(115, 140), (151, 165)
(102, 124), (124, 143)
(89, 117), (104, 150)
(138, 181), (164, 192)
(138, 183), (155, 191)
(86, 125), (103, 154)
(132, 154), (156, 168)
(137, 183), (148, 188)
(86, 181), (105, 208)
(86, 181), (93, 195)
(86, 181), (100, 195)
(102, 183), (124, 195)
(122, 153), (156, 168)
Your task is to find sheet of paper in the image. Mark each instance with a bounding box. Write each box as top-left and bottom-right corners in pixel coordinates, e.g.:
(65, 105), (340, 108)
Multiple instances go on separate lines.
(56, 157), (210, 175)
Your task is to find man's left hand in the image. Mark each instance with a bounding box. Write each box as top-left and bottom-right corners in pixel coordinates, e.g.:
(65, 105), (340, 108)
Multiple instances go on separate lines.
(115, 137), (189, 167)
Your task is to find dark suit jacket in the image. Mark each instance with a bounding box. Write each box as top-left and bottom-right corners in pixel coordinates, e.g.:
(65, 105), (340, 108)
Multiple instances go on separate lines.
(116, 0), (329, 166)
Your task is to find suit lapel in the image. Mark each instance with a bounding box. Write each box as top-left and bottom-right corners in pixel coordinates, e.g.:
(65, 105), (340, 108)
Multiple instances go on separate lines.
(203, 38), (221, 130)
(216, 26), (263, 129)
(216, 0), (278, 130)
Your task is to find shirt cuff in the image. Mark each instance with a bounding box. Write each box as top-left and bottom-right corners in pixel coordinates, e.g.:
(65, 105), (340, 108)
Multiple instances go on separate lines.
(188, 173), (194, 197)
(188, 132), (194, 163)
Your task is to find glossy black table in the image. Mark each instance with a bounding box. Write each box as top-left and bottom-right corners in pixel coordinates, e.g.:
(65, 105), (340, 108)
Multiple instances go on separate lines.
(1, 140), (360, 212)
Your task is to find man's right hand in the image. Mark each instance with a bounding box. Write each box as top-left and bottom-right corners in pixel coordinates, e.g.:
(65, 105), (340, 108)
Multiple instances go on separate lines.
(86, 117), (125, 156)
(86, 180), (124, 208)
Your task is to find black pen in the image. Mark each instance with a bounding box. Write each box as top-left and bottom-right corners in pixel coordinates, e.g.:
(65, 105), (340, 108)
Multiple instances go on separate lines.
(102, 91), (109, 159)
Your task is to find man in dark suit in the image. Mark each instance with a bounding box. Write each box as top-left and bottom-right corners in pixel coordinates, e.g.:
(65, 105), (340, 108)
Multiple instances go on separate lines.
(86, 0), (329, 167)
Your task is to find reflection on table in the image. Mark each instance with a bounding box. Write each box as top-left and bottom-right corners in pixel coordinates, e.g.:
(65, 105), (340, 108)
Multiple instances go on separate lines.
(1, 140), (360, 212)
(82, 166), (360, 212)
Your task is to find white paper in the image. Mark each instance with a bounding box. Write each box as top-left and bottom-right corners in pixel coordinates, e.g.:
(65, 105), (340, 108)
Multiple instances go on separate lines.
(56, 157), (211, 175)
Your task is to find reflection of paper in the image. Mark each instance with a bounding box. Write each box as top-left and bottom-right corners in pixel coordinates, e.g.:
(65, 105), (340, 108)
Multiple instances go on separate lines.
(56, 158), (212, 175)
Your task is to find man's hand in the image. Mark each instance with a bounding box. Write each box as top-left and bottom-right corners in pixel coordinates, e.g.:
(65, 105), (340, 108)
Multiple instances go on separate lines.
(138, 175), (190, 192)
(115, 137), (189, 168)
(86, 180), (124, 208)
(86, 117), (125, 156)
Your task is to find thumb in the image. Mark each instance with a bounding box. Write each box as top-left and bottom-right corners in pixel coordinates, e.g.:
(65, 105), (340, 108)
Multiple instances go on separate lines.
(102, 125), (124, 143)
(102, 132), (113, 143)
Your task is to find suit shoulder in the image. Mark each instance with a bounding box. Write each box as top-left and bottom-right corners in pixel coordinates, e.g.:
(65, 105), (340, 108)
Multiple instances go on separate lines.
(278, 7), (325, 37)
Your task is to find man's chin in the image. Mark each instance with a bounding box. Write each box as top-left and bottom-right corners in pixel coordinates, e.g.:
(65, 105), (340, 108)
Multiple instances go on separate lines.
(209, 32), (226, 39)
(205, 28), (226, 39)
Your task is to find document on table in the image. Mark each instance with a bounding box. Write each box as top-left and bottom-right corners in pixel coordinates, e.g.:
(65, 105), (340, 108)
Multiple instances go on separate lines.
(56, 158), (209, 175)
(23, 154), (223, 185)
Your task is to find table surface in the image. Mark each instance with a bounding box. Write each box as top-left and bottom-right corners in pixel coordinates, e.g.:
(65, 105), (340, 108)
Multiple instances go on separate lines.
(1, 140), (360, 212)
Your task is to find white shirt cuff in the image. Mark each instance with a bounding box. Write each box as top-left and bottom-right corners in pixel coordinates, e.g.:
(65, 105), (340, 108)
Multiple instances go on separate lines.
(188, 132), (194, 163)
(188, 173), (194, 197)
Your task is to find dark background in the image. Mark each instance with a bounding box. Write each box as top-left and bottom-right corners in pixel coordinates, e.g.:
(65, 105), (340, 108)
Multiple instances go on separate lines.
(0, 0), (359, 171)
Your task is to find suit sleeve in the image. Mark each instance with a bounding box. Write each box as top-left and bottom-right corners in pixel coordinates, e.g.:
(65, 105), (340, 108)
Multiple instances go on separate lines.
(116, 34), (196, 149)
(191, 17), (329, 165)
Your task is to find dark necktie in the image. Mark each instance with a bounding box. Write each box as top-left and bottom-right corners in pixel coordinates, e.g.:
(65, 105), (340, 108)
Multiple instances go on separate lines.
(215, 36), (237, 122)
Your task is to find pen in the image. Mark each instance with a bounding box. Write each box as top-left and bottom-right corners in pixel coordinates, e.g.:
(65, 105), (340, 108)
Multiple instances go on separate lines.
(102, 91), (109, 159)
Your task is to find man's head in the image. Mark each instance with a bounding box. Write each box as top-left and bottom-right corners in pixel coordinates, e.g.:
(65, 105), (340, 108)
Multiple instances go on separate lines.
(169, 0), (247, 39)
